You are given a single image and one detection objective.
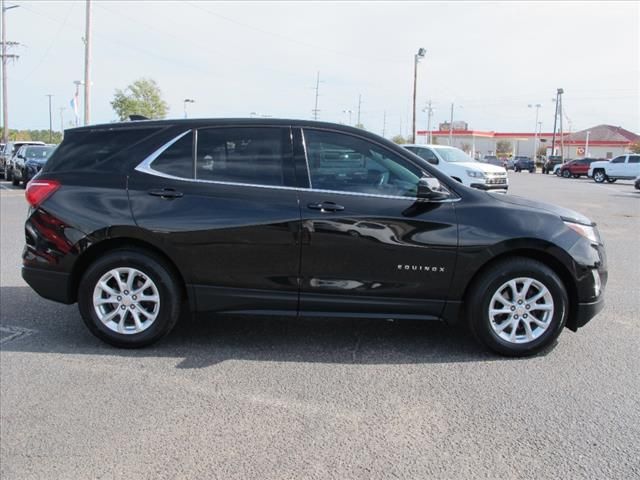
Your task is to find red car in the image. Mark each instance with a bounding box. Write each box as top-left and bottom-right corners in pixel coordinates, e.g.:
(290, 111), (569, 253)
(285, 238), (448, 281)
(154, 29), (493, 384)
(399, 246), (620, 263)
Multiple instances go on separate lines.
(559, 158), (600, 178)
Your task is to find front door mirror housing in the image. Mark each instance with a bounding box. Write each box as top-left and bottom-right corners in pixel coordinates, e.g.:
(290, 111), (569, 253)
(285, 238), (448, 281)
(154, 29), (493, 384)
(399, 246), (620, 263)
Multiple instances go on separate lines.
(417, 176), (449, 200)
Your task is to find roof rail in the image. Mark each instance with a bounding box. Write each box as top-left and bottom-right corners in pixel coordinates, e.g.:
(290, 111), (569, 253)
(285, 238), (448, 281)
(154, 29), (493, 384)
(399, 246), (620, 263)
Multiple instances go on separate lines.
(129, 115), (149, 121)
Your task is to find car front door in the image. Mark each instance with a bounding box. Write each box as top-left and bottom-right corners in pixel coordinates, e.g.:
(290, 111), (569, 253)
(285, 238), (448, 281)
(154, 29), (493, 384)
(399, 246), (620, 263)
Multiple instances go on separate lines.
(295, 128), (458, 319)
(608, 155), (626, 177)
(128, 125), (302, 314)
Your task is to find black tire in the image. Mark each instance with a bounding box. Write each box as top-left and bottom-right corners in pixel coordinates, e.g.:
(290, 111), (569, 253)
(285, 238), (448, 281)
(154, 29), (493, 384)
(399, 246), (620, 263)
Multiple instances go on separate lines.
(467, 257), (568, 357)
(78, 248), (182, 348)
(11, 173), (19, 186)
(572, 174), (580, 179)
(562, 169), (571, 178)
(606, 178), (617, 183)
(515, 167), (520, 172)
(529, 168), (535, 173)
(593, 169), (606, 183)
(5, 164), (12, 182)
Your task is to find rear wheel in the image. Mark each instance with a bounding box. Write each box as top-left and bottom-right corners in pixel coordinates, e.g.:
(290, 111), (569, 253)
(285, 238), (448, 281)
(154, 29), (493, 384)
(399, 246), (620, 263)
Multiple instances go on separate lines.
(78, 248), (181, 348)
(562, 169), (571, 178)
(467, 257), (568, 357)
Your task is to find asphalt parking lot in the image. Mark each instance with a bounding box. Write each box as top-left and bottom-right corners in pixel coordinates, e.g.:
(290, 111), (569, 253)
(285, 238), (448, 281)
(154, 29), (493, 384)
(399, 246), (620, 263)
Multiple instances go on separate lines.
(1, 173), (639, 479)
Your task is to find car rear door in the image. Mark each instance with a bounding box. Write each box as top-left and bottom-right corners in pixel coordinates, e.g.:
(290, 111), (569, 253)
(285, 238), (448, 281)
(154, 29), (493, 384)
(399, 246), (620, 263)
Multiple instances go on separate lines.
(294, 127), (458, 319)
(128, 125), (302, 314)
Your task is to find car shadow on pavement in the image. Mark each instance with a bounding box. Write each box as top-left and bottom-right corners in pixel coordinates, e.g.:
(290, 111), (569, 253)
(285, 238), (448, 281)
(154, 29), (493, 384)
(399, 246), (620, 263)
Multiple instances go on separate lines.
(0, 286), (549, 368)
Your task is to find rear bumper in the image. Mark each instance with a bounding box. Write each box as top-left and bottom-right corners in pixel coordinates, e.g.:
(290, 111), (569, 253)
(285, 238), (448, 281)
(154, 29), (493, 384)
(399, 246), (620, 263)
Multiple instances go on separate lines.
(22, 266), (74, 304)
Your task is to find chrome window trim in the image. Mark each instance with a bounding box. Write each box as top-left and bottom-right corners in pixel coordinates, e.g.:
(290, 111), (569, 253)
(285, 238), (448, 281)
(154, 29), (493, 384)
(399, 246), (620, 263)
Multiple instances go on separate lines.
(134, 129), (459, 203)
(134, 129), (193, 179)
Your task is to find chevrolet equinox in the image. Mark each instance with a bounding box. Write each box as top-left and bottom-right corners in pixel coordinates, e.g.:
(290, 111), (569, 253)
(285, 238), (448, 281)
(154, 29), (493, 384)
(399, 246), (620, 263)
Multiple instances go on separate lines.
(22, 119), (607, 356)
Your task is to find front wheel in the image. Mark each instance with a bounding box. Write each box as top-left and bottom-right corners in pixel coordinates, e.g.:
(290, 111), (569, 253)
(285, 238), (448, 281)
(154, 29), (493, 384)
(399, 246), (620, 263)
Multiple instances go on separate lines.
(593, 169), (606, 183)
(4, 165), (12, 182)
(562, 170), (571, 178)
(78, 248), (182, 348)
(467, 257), (568, 357)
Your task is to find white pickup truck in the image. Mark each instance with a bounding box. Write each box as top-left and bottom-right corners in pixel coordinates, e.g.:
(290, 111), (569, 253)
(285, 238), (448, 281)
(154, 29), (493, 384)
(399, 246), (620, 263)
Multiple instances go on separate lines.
(588, 154), (640, 183)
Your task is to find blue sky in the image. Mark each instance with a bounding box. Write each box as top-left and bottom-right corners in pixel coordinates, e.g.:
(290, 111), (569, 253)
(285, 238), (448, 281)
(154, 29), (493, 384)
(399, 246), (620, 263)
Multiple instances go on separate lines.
(2, 1), (638, 137)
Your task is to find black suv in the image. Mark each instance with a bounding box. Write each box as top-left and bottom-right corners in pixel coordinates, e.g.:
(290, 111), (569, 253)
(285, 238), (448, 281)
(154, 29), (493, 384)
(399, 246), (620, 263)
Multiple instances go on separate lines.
(513, 156), (535, 173)
(22, 119), (607, 356)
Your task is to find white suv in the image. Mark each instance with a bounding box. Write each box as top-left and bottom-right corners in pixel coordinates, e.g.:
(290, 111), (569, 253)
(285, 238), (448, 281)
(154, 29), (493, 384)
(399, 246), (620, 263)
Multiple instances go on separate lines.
(403, 144), (508, 192)
(588, 154), (640, 183)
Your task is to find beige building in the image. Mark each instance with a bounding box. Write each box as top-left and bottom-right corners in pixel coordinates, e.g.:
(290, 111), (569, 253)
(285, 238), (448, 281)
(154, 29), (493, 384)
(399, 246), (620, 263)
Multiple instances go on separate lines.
(417, 124), (639, 160)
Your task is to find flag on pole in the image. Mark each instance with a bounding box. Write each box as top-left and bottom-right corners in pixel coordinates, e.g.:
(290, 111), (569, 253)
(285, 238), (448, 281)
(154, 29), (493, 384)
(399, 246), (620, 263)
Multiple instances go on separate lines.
(70, 91), (79, 126)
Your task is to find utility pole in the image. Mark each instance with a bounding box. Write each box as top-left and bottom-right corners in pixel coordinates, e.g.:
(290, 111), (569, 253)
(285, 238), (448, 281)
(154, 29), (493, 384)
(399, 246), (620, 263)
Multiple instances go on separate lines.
(382, 110), (386, 137)
(356, 94), (362, 127)
(558, 91), (564, 159)
(550, 88), (563, 158)
(585, 130), (590, 157)
(423, 100), (434, 144)
(1, 0), (20, 145)
(46, 94), (53, 143)
(59, 107), (65, 137)
(83, 0), (92, 125)
(449, 102), (454, 146)
(312, 71), (320, 121)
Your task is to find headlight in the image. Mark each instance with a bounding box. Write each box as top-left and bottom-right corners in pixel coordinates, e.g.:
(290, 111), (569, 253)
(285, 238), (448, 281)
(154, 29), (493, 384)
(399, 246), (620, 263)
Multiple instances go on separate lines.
(466, 170), (485, 178)
(564, 221), (599, 243)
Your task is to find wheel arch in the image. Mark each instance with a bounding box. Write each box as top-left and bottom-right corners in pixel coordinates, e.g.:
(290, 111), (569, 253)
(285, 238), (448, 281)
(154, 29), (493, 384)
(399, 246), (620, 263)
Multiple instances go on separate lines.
(460, 248), (580, 331)
(69, 236), (190, 306)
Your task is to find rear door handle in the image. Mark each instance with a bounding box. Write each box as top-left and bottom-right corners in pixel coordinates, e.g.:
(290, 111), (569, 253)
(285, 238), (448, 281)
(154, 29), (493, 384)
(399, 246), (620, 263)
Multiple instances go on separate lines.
(148, 188), (184, 199)
(307, 201), (345, 212)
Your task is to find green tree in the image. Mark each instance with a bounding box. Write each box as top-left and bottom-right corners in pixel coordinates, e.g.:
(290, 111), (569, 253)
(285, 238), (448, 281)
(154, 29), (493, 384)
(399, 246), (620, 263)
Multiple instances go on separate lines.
(629, 142), (640, 154)
(391, 134), (407, 144)
(461, 142), (472, 154)
(110, 78), (168, 121)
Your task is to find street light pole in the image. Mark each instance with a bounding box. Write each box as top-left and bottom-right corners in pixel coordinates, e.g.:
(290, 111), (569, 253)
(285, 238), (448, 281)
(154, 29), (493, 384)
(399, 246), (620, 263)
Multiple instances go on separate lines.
(183, 98), (195, 118)
(528, 103), (541, 162)
(411, 48), (426, 144)
(46, 94), (53, 143)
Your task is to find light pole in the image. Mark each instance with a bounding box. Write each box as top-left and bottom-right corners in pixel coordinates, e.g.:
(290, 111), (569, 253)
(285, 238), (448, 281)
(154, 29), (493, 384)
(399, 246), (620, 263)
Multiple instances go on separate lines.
(528, 103), (542, 161)
(46, 94), (53, 143)
(83, 0), (91, 125)
(342, 109), (353, 126)
(2, 1), (20, 145)
(411, 47), (426, 144)
(183, 98), (195, 118)
(72, 80), (82, 127)
(422, 100), (434, 144)
(448, 103), (462, 146)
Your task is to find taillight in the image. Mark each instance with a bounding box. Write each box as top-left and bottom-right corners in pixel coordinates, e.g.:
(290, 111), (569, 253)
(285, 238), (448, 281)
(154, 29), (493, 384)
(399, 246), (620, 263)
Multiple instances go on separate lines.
(25, 180), (60, 208)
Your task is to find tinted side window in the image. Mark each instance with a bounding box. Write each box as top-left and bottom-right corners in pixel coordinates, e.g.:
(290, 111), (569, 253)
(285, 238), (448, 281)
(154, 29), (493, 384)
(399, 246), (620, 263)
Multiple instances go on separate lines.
(151, 131), (194, 178)
(196, 127), (286, 186)
(611, 156), (626, 163)
(414, 148), (439, 162)
(304, 129), (422, 198)
(628, 155), (640, 164)
(44, 127), (161, 173)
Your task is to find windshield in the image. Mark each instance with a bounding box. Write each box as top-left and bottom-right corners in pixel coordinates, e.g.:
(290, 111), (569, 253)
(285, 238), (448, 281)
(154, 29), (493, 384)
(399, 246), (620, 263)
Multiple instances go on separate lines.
(433, 147), (475, 163)
(25, 146), (56, 160)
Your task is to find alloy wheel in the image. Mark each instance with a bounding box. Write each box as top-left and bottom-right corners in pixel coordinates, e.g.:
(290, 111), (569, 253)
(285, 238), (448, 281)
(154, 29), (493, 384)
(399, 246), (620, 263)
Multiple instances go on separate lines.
(488, 277), (554, 344)
(92, 267), (160, 334)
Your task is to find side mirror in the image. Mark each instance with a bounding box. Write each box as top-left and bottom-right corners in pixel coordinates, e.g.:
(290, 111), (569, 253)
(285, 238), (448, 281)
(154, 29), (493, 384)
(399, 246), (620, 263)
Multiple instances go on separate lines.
(417, 177), (449, 200)
(427, 157), (438, 165)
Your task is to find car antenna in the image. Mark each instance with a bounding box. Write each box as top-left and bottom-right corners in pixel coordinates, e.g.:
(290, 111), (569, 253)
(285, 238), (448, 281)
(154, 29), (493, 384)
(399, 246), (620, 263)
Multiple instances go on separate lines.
(129, 115), (149, 121)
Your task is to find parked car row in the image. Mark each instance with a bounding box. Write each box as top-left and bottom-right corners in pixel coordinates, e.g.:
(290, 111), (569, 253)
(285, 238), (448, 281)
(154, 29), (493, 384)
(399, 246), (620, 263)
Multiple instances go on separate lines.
(0, 141), (57, 187)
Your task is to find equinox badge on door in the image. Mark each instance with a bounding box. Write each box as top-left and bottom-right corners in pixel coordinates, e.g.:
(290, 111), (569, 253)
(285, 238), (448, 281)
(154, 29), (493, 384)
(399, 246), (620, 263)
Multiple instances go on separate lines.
(398, 265), (446, 272)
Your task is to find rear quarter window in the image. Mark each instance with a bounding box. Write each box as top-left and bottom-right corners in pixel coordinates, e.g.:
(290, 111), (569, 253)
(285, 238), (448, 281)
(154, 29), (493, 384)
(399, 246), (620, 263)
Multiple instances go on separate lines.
(43, 127), (162, 174)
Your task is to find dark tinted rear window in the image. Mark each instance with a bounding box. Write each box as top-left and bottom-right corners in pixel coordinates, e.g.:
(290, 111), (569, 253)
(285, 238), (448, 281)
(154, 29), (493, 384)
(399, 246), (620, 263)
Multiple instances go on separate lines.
(43, 127), (161, 173)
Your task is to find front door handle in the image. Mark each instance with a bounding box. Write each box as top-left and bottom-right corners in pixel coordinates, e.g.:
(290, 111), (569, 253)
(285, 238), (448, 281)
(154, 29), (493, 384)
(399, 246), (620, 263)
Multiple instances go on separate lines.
(307, 201), (345, 212)
(148, 188), (184, 199)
